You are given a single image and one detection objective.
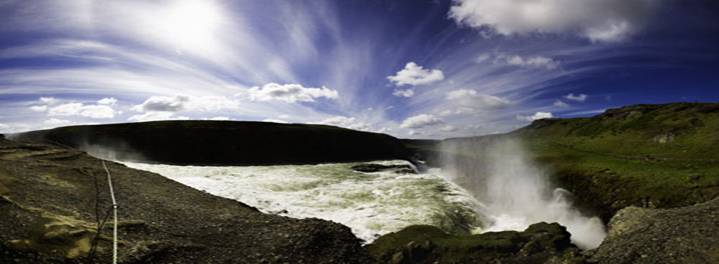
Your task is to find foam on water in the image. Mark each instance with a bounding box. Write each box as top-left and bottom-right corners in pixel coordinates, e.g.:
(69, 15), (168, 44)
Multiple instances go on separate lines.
(125, 160), (485, 243)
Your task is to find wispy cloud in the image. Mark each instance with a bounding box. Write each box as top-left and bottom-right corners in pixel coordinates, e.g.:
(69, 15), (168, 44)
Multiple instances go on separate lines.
(477, 52), (560, 70)
(248, 83), (338, 103)
(516, 112), (554, 122)
(565, 93), (588, 102)
(400, 114), (444, 129)
(553, 100), (570, 108)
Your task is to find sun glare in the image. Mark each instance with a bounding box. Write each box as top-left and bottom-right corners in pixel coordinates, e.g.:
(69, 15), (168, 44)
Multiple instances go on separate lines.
(154, 0), (224, 55)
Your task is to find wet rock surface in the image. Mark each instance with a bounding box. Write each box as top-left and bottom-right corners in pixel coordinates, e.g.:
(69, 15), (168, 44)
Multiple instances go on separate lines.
(366, 222), (584, 264)
(0, 138), (374, 264)
(350, 163), (416, 174)
(589, 198), (719, 264)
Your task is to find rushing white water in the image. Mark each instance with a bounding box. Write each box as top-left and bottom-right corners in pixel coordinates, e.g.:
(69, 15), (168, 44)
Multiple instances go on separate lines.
(125, 139), (607, 249)
(124, 160), (486, 243)
(441, 138), (607, 249)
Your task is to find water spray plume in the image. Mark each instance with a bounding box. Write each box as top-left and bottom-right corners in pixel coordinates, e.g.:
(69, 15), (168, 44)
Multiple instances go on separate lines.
(440, 137), (606, 249)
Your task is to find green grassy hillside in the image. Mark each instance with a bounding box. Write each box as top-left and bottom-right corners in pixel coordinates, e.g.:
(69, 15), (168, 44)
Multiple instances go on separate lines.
(516, 103), (719, 160)
(408, 103), (719, 221)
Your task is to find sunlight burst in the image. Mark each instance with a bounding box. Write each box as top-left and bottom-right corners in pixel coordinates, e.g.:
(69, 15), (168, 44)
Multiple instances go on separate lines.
(153, 0), (224, 55)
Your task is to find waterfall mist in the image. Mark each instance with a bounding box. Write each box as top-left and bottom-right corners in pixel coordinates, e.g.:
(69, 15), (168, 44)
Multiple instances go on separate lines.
(441, 137), (606, 249)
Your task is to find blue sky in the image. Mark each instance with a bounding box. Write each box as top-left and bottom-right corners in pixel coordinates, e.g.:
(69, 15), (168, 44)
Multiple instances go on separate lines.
(0, 0), (717, 138)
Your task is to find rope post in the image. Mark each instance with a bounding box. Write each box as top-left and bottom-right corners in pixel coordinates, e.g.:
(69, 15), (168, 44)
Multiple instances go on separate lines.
(102, 161), (118, 264)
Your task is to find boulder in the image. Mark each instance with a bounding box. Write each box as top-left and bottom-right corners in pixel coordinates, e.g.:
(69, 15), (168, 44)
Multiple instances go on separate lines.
(589, 198), (719, 264)
(366, 222), (584, 264)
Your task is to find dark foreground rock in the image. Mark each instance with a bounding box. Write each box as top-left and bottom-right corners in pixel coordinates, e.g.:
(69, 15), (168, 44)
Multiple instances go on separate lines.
(12, 121), (410, 166)
(350, 163), (416, 174)
(589, 197), (719, 264)
(0, 138), (374, 263)
(366, 222), (584, 264)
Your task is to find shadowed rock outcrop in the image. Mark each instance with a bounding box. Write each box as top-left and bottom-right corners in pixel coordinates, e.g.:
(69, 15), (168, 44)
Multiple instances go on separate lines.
(366, 222), (584, 264)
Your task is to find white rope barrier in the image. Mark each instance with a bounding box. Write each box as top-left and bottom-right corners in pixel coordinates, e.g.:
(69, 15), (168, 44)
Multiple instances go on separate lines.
(102, 161), (118, 264)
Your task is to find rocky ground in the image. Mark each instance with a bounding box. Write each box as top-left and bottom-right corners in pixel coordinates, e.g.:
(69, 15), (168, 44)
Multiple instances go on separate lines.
(589, 197), (719, 263)
(0, 137), (373, 263)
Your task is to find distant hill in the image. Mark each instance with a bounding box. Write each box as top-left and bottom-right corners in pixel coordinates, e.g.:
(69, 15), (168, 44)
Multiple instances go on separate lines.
(12, 121), (411, 166)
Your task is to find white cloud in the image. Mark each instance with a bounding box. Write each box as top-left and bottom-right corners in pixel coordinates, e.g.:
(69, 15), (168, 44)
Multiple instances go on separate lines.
(132, 95), (247, 116)
(44, 118), (71, 126)
(553, 100), (570, 108)
(27, 97), (116, 119)
(502, 54), (559, 70)
(248, 83), (338, 103)
(388, 62), (444, 86)
(449, 0), (658, 42)
(30, 105), (48, 112)
(48, 103), (115, 119)
(30, 97), (60, 112)
(317, 116), (370, 131)
(400, 114), (443, 129)
(446, 89), (511, 109)
(478, 53), (559, 70)
(440, 125), (458, 132)
(565, 93), (588, 102)
(392, 89), (415, 98)
(262, 118), (288, 124)
(97, 97), (118, 105)
(584, 20), (632, 42)
(208, 116), (230, 121)
(516, 112), (554, 122)
(128, 111), (178, 122)
(408, 130), (422, 136)
(39, 97), (58, 104)
(133, 95), (189, 112)
(188, 96), (245, 113)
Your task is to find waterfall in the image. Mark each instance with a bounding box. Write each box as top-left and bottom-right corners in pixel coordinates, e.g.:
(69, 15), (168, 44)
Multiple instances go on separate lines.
(440, 137), (606, 249)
